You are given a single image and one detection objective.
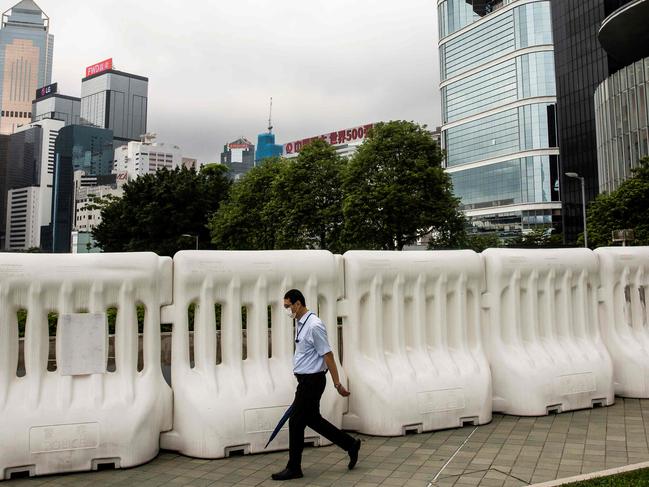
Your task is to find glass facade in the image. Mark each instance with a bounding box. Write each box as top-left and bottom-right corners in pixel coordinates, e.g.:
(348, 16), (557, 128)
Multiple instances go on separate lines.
(446, 103), (556, 165)
(80, 71), (148, 144)
(56, 125), (114, 176)
(550, 0), (611, 243)
(256, 132), (283, 163)
(595, 57), (649, 193)
(443, 51), (556, 123)
(450, 155), (557, 209)
(0, 1), (54, 135)
(32, 94), (81, 126)
(440, 1), (552, 80)
(49, 125), (114, 252)
(438, 0), (561, 237)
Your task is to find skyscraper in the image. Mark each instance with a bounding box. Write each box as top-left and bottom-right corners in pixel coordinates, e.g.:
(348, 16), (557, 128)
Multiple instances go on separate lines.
(438, 0), (561, 238)
(80, 59), (148, 147)
(0, 0), (53, 135)
(256, 132), (283, 163)
(32, 82), (81, 126)
(549, 1), (614, 242)
(594, 0), (649, 193)
(112, 133), (182, 181)
(1, 118), (64, 250)
(220, 137), (255, 180)
(48, 124), (114, 252)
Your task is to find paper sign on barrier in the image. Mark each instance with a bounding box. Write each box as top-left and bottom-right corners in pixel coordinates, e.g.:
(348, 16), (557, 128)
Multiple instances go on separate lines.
(58, 314), (107, 377)
(0, 253), (172, 480)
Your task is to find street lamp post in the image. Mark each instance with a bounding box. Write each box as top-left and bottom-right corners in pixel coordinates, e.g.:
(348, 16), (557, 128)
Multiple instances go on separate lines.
(181, 233), (199, 250)
(565, 172), (588, 248)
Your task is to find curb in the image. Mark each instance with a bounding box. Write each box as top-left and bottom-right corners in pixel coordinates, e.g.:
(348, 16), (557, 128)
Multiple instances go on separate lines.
(529, 461), (649, 486)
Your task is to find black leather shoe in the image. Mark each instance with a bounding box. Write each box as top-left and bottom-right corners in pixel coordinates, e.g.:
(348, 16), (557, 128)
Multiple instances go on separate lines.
(271, 468), (304, 481)
(348, 438), (361, 470)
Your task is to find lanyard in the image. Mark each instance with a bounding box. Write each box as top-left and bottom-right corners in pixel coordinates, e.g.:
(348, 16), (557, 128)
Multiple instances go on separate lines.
(295, 313), (313, 343)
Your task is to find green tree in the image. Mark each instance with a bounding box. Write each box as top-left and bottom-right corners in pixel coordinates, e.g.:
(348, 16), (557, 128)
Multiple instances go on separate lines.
(505, 226), (564, 248)
(272, 140), (347, 253)
(93, 166), (231, 256)
(587, 157), (649, 247)
(209, 157), (285, 250)
(342, 120), (465, 250)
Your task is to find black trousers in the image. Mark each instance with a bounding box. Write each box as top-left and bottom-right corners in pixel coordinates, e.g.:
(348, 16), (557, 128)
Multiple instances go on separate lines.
(287, 371), (355, 470)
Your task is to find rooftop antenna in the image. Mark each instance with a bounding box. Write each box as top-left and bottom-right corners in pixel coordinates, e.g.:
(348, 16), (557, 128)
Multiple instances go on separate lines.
(267, 97), (273, 133)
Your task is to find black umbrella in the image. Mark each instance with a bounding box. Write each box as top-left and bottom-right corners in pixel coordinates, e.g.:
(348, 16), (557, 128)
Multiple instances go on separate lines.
(265, 405), (294, 449)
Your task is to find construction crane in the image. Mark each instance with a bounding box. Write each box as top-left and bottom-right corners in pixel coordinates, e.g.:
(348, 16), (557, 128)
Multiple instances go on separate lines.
(267, 97), (273, 133)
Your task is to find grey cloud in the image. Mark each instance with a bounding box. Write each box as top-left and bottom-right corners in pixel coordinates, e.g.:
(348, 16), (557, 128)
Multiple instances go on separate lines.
(40, 0), (440, 161)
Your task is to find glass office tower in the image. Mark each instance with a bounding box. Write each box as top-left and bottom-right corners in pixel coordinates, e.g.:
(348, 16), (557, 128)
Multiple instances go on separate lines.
(0, 0), (53, 135)
(438, 0), (561, 238)
(550, 0), (612, 243)
(47, 125), (114, 252)
(594, 0), (649, 193)
(80, 69), (148, 147)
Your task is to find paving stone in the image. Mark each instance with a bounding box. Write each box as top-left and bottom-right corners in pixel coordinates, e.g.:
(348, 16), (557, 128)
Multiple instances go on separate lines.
(5, 398), (649, 486)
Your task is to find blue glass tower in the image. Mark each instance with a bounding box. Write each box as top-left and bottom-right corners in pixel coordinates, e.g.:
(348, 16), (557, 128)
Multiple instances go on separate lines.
(256, 131), (283, 163)
(438, 0), (562, 238)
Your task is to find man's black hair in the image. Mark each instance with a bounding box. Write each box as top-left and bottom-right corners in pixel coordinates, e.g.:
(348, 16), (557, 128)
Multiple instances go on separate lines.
(284, 289), (306, 307)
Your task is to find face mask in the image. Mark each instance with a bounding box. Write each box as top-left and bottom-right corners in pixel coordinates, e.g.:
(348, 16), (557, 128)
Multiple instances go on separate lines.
(285, 306), (296, 319)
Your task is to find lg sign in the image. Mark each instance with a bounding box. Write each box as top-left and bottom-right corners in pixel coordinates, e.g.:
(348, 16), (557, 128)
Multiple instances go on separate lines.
(86, 58), (113, 77)
(284, 124), (374, 155)
(35, 82), (57, 100)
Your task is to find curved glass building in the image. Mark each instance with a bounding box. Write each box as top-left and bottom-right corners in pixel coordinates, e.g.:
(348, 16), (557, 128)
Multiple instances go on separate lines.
(438, 0), (562, 238)
(595, 0), (649, 193)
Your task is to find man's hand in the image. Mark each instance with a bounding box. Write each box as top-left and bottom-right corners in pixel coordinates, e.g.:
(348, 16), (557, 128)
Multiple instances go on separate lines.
(335, 383), (350, 397)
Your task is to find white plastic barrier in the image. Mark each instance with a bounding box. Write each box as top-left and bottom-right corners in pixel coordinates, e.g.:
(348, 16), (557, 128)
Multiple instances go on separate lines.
(0, 253), (172, 480)
(340, 251), (492, 436)
(482, 249), (614, 416)
(597, 247), (649, 398)
(161, 250), (346, 458)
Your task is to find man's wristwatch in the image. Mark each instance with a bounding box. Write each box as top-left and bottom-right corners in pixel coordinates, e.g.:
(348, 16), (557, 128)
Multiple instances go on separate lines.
(334, 383), (343, 390)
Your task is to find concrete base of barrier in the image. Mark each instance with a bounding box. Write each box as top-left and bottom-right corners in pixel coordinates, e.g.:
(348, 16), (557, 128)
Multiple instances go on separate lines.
(342, 373), (492, 436)
(490, 357), (615, 416)
(1, 374), (172, 480)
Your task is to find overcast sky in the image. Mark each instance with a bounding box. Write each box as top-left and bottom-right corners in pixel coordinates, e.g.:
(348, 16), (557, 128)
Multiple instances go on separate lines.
(38, 0), (440, 162)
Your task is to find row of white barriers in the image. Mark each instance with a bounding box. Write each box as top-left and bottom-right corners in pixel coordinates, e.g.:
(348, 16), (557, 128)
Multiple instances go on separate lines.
(1, 248), (648, 480)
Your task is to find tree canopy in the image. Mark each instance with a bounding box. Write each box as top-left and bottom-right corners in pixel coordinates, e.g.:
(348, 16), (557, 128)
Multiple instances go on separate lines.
(272, 140), (347, 253)
(209, 141), (347, 252)
(342, 120), (465, 250)
(93, 166), (231, 256)
(98, 121), (469, 255)
(587, 157), (649, 247)
(209, 157), (285, 250)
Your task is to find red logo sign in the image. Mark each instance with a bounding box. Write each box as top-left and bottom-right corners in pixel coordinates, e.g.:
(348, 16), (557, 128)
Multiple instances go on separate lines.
(86, 58), (113, 77)
(284, 123), (374, 155)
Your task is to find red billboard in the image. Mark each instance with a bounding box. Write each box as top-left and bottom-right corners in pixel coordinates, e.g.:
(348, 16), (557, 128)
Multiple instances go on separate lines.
(86, 58), (113, 78)
(284, 123), (374, 155)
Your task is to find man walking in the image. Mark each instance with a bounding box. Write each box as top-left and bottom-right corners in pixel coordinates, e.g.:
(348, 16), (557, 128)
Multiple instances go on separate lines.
(272, 289), (361, 481)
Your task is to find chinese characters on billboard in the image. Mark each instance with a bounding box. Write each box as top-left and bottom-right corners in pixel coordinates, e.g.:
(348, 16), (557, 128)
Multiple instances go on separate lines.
(85, 58), (113, 78)
(284, 123), (374, 155)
